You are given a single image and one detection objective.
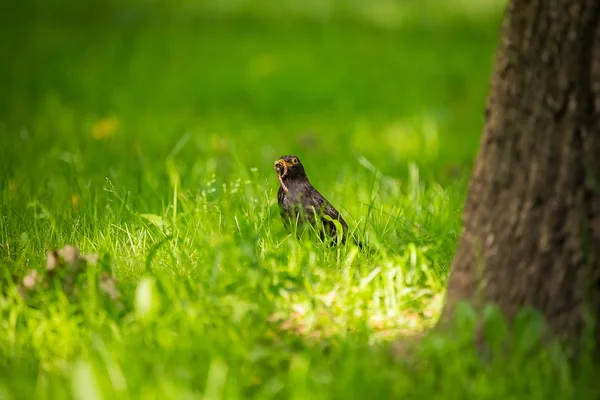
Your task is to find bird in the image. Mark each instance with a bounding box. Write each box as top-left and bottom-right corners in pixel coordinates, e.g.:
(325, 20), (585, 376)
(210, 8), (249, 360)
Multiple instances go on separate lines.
(273, 154), (361, 247)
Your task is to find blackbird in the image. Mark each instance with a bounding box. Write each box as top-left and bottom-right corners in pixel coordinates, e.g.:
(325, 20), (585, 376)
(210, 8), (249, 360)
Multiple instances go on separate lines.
(274, 155), (360, 247)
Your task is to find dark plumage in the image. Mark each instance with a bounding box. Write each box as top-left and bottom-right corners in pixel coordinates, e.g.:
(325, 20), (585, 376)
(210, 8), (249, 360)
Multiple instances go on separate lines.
(274, 154), (359, 247)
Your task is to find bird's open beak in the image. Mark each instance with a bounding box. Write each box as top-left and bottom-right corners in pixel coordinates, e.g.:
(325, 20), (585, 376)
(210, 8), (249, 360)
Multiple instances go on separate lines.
(274, 158), (291, 192)
(274, 159), (292, 177)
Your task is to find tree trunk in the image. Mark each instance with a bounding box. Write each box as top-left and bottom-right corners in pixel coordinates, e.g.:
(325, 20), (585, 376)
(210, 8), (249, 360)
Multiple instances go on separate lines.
(439, 0), (600, 344)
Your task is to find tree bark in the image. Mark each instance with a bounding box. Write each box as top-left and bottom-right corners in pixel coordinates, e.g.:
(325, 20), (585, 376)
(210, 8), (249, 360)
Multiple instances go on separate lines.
(439, 0), (600, 344)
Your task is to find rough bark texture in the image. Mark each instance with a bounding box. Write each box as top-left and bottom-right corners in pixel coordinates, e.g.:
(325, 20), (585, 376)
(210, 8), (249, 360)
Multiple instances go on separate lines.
(440, 0), (600, 343)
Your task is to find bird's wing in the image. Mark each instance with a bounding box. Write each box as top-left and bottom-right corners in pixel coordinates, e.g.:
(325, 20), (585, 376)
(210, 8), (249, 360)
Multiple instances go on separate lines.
(301, 189), (348, 239)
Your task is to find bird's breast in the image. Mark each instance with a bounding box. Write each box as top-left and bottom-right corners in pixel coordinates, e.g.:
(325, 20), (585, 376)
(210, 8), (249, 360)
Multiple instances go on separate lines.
(279, 185), (304, 210)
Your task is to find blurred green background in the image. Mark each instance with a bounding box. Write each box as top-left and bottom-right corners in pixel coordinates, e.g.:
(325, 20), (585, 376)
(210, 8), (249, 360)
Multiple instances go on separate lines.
(1, 0), (501, 198)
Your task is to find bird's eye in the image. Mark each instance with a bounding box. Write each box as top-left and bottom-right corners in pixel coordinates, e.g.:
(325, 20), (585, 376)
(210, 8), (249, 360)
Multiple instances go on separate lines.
(292, 158), (298, 164)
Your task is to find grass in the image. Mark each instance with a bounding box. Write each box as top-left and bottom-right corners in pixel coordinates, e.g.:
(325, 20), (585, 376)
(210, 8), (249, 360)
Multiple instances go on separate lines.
(1, 1), (599, 398)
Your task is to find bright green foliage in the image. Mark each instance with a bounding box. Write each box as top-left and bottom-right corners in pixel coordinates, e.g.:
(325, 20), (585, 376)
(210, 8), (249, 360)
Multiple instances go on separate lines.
(1, 1), (597, 399)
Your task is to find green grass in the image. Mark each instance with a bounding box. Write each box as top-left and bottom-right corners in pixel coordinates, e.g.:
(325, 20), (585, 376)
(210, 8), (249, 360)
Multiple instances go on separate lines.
(1, 1), (598, 399)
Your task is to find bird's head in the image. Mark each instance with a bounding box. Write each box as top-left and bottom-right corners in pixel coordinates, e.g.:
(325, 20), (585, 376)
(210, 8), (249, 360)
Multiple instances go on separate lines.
(274, 155), (307, 180)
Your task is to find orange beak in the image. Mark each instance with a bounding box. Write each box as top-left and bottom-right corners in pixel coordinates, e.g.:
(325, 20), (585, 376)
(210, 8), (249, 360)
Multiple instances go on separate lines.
(274, 158), (292, 176)
(274, 158), (291, 192)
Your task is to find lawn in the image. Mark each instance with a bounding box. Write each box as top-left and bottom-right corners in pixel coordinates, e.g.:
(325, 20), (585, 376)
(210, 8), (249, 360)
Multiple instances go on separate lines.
(1, 1), (597, 399)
